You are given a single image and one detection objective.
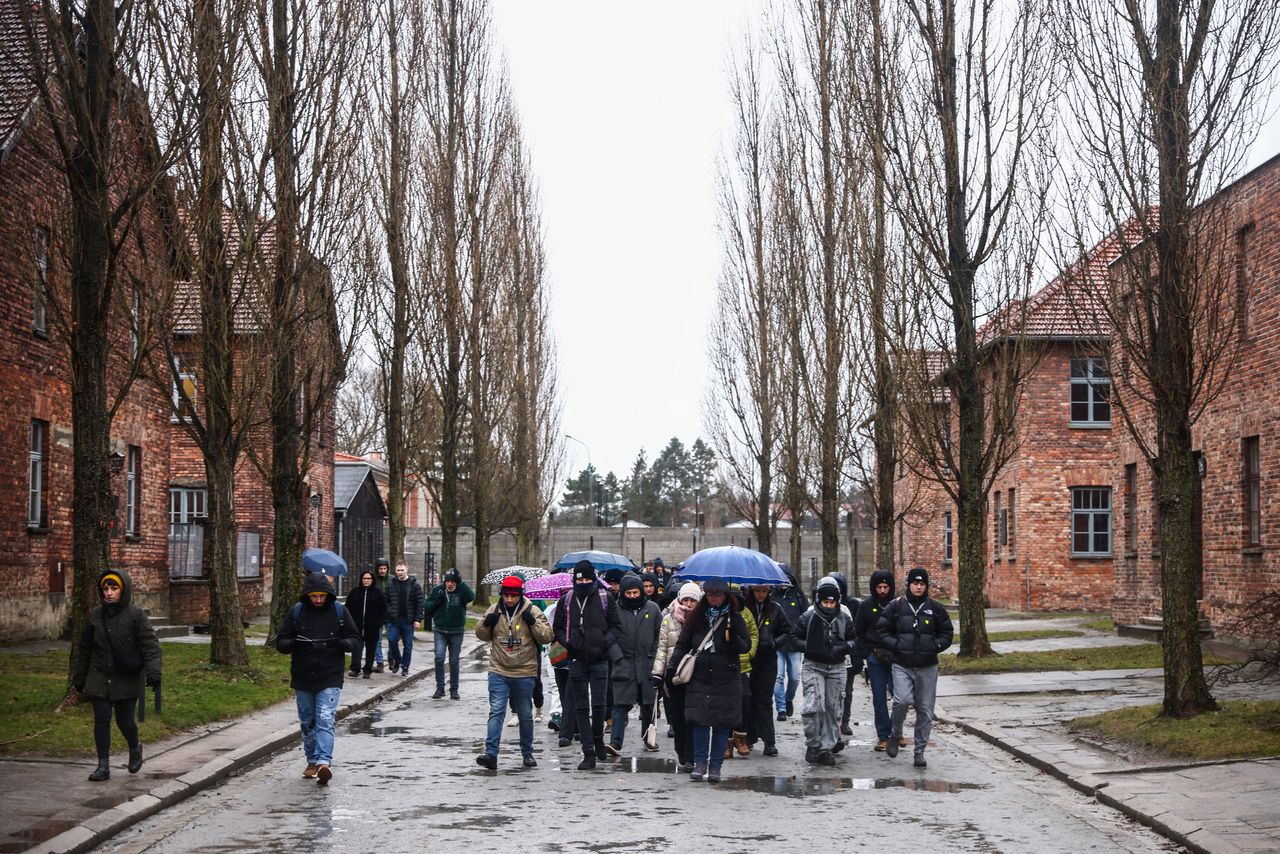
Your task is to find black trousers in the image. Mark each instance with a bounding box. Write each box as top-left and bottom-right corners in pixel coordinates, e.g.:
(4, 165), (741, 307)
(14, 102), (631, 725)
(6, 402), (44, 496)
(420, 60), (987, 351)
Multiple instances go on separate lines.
(568, 658), (608, 756)
(665, 683), (693, 765)
(351, 633), (378, 674)
(91, 696), (138, 760)
(746, 658), (778, 747)
(555, 667), (578, 742)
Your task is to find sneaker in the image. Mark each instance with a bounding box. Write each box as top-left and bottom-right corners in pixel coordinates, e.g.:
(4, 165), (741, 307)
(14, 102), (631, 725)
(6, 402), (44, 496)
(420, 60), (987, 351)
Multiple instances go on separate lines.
(776, 711), (787, 722)
(432, 687), (445, 699)
(886, 736), (900, 758)
(373, 662), (384, 673)
(475, 754), (497, 770)
(786, 700), (794, 716)
(874, 740), (888, 752)
(523, 756), (538, 768)
(690, 763), (707, 781)
(677, 762), (695, 773)
(815, 751), (836, 766)
(840, 722), (854, 736)
(506, 717), (517, 728)
(450, 690), (460, 700)
(763, 744), (779, 757)
(401, 668), (409, 676)
(558, 738), (572, 748)
(707, 766), (722, 783)
(577, 754), (597, 771)
(303, 763), (319, 778)
(316, 764), (332, 785)
(804, 747), (819, 764)
(604, 743), (621, 757)
(362, 672), (371, 679)
(348, 669), (360, 677)
(914, 753), (927, 768)
(535, 711), (544, 723)
(548, 713), (561, 731)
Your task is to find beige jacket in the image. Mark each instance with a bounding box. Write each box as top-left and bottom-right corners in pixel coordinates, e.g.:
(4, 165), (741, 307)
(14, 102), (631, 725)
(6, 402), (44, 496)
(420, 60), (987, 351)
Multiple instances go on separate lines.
(652, 606), (686, 678)
(475, 598), (554, 678)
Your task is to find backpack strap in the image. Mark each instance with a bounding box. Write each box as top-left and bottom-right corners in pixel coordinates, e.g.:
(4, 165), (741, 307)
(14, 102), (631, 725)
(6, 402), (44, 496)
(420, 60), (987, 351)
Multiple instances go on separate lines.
(290, 600), (345, 630)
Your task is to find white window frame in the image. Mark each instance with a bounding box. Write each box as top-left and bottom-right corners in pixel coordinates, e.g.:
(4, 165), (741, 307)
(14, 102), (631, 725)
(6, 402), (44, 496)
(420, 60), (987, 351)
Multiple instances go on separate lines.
(943, 511), (953, 563)
(29, 420), (47, 527)
(125, 445), (141, 536)
(168, 487), (207, 535)
(172, 371), (197, 422)
(33, 227), (49, 335)
(1071, 487), (1112, 557)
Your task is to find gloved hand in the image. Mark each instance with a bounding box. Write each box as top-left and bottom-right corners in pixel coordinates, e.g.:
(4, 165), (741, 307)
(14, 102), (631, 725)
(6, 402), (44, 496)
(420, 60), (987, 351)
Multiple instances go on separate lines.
(483, 612), (500, 629)
(649, 674), (664, 688)
(146, 673), (161, 688)
(521, 609), (537, 627)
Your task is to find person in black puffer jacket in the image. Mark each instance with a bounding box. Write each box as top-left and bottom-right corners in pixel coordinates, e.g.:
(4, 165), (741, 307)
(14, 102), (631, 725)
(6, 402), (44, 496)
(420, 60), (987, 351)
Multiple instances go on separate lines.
(770, 567), (808, 720)
(277, 572), (362, 784)
(744, 585), (789, 756)
(553, 560), (621, 769)
(791, 577), (858, 765)
(876, 566), (953, 768)
(669, 578), (751, 784)
(854, 569), (896, 751)
(383, 563), (425, 675)
(345, 569), (387, 678)
(72, 568), (162, 782)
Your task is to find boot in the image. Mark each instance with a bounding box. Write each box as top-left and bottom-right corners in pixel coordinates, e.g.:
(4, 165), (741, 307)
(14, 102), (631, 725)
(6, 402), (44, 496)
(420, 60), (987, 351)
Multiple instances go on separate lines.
(88, 759), (111, 782)
(733, 731), (750, 756)
(432, 687), (445, 699)
(690, 762), (707, 781)
(723, 744), (733, 760)
(127, 743), (144, 774)
(804, 747), (819, 764)
(577, 752), (597, 771)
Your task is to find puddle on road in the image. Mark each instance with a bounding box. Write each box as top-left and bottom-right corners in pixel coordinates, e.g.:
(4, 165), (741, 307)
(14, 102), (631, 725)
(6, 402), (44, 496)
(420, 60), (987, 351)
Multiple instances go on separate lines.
(4, 818), (79, 848)
(81, 794), (131, 810)
(713, 775), (989, 797)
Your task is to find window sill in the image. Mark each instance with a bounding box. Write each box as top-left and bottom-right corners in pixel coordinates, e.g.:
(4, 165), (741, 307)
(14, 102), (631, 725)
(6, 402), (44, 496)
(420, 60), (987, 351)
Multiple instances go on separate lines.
(940, 560), (953, 566)
(1123, 551), (1138, 559)
(27, 525), (50, 536)
(1242, 546), (1263, 557)
(124, 534), (142, 543)
(1070, 553), (1113, 560)
(32, 327), (49, 340)
(1068, 421), (1112, 430)
(238, 576), (263, 584)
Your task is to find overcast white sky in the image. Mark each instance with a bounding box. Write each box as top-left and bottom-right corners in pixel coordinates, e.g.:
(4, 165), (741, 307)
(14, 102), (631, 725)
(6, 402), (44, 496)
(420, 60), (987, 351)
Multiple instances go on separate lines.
(489, 1), (1280, 482)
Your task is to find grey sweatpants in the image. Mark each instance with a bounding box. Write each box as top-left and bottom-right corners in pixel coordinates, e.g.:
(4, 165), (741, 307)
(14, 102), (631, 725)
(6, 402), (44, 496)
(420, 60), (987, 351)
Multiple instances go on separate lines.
(801, 660), (846, 751)
(890, 663), (938, 754)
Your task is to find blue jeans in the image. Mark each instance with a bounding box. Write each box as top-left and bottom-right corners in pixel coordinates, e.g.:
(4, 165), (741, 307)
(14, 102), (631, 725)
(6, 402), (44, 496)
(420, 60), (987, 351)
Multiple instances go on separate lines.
(386, 620), (414, 672)
(295, 687), (340, 766)
(865, 653), (893, 741)
(434, 631), (463, 692)
(486, 673), (535, 758)
(374, 624), (385, 664)
(774, 650), (803, 712)
(692, 725), (732, 770)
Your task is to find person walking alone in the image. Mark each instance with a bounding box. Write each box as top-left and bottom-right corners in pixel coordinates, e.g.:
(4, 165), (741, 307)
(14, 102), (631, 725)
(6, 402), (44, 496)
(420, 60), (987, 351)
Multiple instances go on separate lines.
(425, 568), (474, 699)
(345, 569), (386, 678)
(277, 572), (362, 784)
(72, 569), (162, 781)
(383, 562), (424, 676)
(877, 567), (953, 768)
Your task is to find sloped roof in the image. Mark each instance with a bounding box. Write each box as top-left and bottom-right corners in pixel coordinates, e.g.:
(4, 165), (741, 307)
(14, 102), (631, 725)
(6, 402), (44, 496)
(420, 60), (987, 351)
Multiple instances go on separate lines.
(171, 208), (280, 334)
(334, 460), (384, 513)
(0, 1), (41, 160)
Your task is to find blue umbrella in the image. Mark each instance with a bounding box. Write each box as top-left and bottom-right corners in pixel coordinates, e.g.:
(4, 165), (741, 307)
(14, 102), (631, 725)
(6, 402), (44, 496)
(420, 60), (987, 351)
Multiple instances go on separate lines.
(672, 545), (787, 586)
(553, 550), (638, 573)
(302, 548), (348, 577)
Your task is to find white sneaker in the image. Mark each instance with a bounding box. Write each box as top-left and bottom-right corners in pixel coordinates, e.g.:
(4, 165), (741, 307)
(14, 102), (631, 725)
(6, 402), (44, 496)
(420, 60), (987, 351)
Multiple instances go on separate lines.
(535, 711), (544, 723)
(506, 717), (517, 728)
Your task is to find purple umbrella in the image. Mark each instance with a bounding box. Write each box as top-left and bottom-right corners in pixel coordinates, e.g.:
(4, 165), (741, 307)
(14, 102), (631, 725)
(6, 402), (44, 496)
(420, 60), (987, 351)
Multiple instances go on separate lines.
(523, 572), (573, 599)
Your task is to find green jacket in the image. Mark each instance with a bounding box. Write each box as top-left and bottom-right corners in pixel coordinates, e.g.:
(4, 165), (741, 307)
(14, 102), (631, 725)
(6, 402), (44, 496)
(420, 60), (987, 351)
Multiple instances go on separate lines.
(424, 581), (475, 633)
(72, 569), (162, 701)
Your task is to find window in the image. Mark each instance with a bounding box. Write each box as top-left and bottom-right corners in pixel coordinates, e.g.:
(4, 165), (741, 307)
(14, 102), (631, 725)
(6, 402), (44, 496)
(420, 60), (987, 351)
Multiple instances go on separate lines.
(1237, 224), (1254, 339)
(125, 445), (141, 537)
(1072, 487), (1112, 557)
(995, 491), (1006, 555)
(943, 512), (953, 563)
(33, 227), (49, 334)
(172, 370), (197, 422)
(129, 288), (141, 359)
(236, 531), (262, 578)
(1244, 437), (1261, 547)
(168, 487), (206, 535)
(28, 420), (48, 527)
(898, 519), (905, 566)
(1007, 488), (1016, 554)
(1124, 464), (1138, 554)
(1070, 357), (1111, 424)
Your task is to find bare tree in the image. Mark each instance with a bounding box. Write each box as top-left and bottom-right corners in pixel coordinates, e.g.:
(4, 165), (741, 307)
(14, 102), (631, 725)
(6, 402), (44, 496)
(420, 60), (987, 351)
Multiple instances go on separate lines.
(874, 0), (1056, 656)
(1059, 0), (1280, 714)
(335, 361), (383, 455)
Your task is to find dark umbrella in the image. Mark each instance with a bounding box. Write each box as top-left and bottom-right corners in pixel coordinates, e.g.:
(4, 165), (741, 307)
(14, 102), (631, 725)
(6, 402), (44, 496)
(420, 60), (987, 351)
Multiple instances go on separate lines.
(301, 548), (348, 577)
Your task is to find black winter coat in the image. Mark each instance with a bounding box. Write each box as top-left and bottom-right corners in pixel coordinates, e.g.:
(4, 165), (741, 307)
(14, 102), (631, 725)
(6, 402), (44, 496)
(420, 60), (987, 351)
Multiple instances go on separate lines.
(745, 598), (790, 661)
(669, 611), (752, 728)
(875, 595), (954, 668)
(277, 574), (363, 691)
(770, 573), (809, 653)
(853, 569), (896, 657)
(384, 575), (425, 623)
(553, 587), (620, 664)
(792, 604), (857, 665)
(72, 569), (162, 701)
(344, 584), (388, 641)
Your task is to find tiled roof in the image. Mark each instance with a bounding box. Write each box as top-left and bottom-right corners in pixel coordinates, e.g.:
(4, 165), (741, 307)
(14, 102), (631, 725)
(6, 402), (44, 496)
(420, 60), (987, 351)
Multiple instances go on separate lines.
(0, 1), (41, 158)
(172, 208), (278, 334)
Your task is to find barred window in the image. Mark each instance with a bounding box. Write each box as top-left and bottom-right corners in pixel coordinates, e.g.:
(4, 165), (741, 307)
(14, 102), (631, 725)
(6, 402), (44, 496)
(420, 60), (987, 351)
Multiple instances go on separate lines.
(943, 512), (953, 563)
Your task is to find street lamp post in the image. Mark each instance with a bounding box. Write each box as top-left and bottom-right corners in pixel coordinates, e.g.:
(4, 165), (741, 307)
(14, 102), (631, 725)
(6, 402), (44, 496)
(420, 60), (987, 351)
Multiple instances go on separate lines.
(565, 433), (594, 527)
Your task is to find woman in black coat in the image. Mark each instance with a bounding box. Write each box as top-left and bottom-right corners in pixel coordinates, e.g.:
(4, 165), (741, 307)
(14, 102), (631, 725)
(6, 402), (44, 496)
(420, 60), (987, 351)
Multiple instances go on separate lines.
(345, 569), (387, 678)
(668, 577), (751, 783)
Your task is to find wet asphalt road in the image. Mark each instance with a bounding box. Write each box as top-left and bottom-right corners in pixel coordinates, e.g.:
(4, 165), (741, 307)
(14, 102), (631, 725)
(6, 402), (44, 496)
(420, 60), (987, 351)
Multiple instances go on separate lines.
(101, 654), (1179, 854)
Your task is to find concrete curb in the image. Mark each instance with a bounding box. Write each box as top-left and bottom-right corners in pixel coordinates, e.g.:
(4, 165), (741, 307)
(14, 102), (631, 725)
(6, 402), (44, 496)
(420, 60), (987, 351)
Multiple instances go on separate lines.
(937, 708), (1234, 854)
(33, 666), (435, 854)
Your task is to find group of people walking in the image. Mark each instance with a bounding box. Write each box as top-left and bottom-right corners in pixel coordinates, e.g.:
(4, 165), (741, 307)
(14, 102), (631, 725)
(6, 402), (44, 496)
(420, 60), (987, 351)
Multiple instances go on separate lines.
(475, 558), (954, 783)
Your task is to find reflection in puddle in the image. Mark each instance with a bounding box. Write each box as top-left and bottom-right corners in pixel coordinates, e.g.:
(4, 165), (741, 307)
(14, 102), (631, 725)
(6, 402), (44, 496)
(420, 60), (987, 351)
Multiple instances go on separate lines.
(81, 794), (131, 810)
(713, 775), (989, 797)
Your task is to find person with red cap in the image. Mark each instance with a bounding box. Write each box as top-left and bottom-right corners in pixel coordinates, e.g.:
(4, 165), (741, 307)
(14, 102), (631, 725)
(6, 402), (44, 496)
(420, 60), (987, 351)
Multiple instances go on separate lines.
(475, 575), (554, 770)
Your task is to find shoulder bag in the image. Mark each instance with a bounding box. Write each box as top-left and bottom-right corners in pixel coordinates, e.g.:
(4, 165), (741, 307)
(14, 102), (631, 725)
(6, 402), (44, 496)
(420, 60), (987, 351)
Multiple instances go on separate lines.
(672, 617), (723, 686)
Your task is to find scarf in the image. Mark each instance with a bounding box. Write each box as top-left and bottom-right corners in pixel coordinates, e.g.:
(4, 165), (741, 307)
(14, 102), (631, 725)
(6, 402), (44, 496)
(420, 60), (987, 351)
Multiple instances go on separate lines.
(705, 604), (728, 626)
(673, 600), (695, 625)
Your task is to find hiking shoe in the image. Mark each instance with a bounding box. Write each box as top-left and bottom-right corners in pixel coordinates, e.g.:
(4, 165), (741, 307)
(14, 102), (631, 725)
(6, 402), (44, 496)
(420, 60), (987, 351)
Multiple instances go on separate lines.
(548, 713), (561, 731)
(432, 687), (445, 699)
(874, 740), (888, 752)
(899, 736), (909, 747)
(316, 765), (332, 785)
(815, 751), (836, 766)
(604, 743), (621, 757)
(577, 754), (597, 771)
(523, 756), (537, 768)
(804, 748), (820, 764)
(690, 763), (707, 781)
(886, 736), (900, 758)
(303, 763), (319, 779)
(450, 690), (460, 700)
(733, 732), (750, 756)
(127, 743), (144, 774)
(776, 711), (787, 721)
(840, 722), (854, 736)
(88, 761), (110, 782)
(763, 744), (779, 757)
(558, 737), (572, 748)
(373, 662), (384, 673)
(914, 753), (927, 768)
(707, 766), (722, 783)
(475, 754), (497, 771)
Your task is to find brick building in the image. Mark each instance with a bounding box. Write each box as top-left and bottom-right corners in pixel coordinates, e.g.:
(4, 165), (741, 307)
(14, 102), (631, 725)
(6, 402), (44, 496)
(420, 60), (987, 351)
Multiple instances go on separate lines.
(1111, 155), (1280, 632)
(0, 4), (177, 641)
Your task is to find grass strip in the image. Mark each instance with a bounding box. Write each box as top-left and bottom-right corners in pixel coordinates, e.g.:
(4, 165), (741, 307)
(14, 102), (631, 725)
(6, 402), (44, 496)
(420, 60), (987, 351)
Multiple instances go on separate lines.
(0, 643), (293, 757)
(1070, 701), (1280, 760)
(939, 643), (1231, 675)
(987, 629), (1085, 643)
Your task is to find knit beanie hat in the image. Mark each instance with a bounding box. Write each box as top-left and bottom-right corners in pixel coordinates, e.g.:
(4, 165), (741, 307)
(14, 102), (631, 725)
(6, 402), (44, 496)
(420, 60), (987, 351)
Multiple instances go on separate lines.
(906, 566), (930, 587)
(677, 582), (703, 602)
(573, 560), (596, 583)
